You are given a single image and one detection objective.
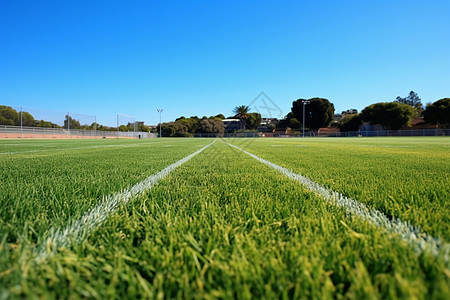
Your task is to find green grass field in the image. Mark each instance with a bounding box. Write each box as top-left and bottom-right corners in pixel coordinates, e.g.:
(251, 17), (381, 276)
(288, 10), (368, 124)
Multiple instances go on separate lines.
(0, 137), (449, 299)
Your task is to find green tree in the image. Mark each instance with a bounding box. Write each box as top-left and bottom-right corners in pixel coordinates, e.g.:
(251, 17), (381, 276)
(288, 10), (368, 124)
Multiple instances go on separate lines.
(360, 102), (415, 130)
(396, 91), (423, 115)
(288, 117), (302, 130)
(275, 112), (294, 130)
(233, 105), (250, 118)
(0, 106), (19, 125)
(36, 120), (60, 128)
(137, 124), (151, 132)
(291, 98), (335, 132)
(232, 105), (251, 130)
(196, 119), (225, 136)
(36, 120), (52, 128)
(64, 115), (81, 129)
(213, 114), (225, 119)
(22, 112), (35, 126)
(97, 125), (115, 131)
(245, 113), (262, 130)
(339, 114), (363, 132)
(423, 98), (450, 128)
(90, 122), (100, 130)
(176, 117), (199, 133)
(0, 116), (14, 125)
(161, 122), (189, 137)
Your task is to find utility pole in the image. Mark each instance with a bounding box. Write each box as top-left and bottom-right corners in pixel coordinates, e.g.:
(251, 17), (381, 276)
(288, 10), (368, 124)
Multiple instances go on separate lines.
(302, 100), (310, 138)
(20, 107), (23, 138)
(117, 114), (119, 138)
(157, 109), (163, 137)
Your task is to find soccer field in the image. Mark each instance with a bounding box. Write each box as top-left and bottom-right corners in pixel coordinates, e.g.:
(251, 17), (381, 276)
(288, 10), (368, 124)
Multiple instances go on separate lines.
(1, 137), (449, 298)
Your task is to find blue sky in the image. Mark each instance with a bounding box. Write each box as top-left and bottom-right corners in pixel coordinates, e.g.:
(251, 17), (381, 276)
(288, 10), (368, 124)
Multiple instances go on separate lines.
(1, 0), (449, 126)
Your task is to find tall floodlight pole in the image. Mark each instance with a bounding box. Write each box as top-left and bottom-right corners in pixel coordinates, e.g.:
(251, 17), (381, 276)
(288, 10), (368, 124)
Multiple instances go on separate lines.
(157, 109), (163, 137)
(20, 107), (23, 138)
(302, 100), (310, 138)
(117, 114), (119, 139)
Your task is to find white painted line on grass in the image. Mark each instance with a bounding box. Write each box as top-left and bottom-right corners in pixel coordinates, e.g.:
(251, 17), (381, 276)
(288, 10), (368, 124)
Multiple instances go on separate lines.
(0, 141), (171, 155)
(224, 141), (449, 265)
(35, 140), (216, 260)
(0, 144), (124, 155)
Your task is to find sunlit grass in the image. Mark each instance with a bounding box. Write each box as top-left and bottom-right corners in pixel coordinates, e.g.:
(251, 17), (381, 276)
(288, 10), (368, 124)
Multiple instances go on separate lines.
(232, 137), (450, 240)
(1, 138), (449, 298)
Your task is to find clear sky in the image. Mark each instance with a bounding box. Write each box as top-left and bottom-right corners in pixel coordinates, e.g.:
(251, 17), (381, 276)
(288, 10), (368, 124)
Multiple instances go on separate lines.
(1, 0), (449, 126)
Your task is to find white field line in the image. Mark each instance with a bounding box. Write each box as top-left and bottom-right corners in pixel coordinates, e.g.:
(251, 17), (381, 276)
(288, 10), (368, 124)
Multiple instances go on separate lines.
(224, 141), (449, 265)
(0, 144), (123, 155)
(0, 141), (172, 155)
(35, 140), (216, 260)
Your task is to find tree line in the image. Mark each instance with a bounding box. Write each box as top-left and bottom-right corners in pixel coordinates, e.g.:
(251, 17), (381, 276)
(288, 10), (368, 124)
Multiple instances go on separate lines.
(159, 105), (264, 137)
(338, 92), (449, 131)
(289, 92), (449, 132)
(2, 91), (448, 136)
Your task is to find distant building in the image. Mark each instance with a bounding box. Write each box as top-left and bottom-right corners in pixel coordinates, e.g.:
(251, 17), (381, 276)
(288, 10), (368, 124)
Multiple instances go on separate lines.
(257, 118), (278, 132)
(401, 118), (437, 130)
(359, 122), (384, 132)
(318, 127), (340, 136)
(260, 118), (278, 125)
(359, 118), (438, 132)
(333, 114), (343, 122)
(126, 121), (145, 127)
(222, 119), (242, 132)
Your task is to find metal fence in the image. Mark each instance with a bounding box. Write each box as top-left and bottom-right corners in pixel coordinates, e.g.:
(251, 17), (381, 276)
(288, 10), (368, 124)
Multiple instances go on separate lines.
(193, 129), (450, 138)
(316, 129), (450, 137)
(4, 126), (447, 139)
(269, 129), (449, 137)
(0, 125), (157, 139)
(193, 132), (260, 138)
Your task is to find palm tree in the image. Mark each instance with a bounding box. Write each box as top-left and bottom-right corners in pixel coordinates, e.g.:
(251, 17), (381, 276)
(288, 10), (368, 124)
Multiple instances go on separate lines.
(233, 105), (251, 130)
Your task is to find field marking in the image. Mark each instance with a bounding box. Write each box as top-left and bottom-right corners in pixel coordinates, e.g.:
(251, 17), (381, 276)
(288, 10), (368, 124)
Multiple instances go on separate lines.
(0, 144), (124, 155)
(0, 141), (175, 155)
(35, 140), (216, 261)
(224, 141), (449, 265)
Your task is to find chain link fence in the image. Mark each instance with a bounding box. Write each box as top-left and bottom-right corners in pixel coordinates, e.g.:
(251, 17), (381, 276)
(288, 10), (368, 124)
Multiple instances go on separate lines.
(1, 105), (156, 139)
(0, 125), (156, 139)
(315, 129), (450, 137)
(192, 129), (449, 138)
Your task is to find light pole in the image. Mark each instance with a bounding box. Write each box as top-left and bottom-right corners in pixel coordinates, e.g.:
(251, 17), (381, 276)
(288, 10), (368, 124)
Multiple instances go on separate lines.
(117, 114), (119, 138)
(302, 100), (310, 138)
(20, 106), (23, 138)
(157, 109), (163, 137)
